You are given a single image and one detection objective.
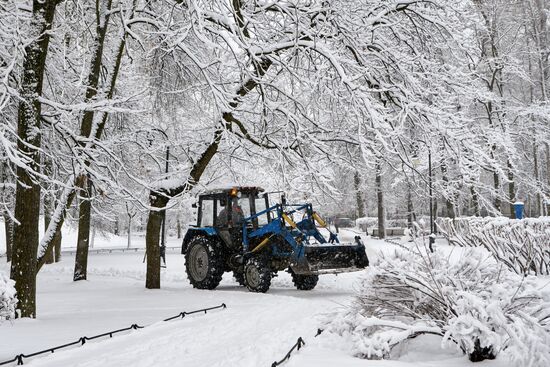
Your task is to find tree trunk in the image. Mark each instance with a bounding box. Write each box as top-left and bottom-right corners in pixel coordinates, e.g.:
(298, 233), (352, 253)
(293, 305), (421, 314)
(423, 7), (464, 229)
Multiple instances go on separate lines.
(534, 143), (541, 216)
(54, 229), (62, 262)
(508, 160), (516, 219)
(43, 155), (55, 264)
(127, 215), (132, 249)
(492, 155), (501, 214)
(43, 201), (54, 264)
(407, 184), (414, 228)
(10, 0), (58, 318)
(354, 171), (365, 219)
(74, 177), (92, 281)
(72, 0), (113, 283)
(145, 194), (168, 289)
(471, 186), (480, 217)
(546, 142), (550, 196)
(376, 162), (385, 239)
(176, 215), (182, 239)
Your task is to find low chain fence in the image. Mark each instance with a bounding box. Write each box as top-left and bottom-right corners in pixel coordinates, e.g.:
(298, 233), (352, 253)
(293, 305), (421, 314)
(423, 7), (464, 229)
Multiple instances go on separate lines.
(0, 303), (226, 366)
(270, 327), (328, 366)
(271, 337), (305, 367)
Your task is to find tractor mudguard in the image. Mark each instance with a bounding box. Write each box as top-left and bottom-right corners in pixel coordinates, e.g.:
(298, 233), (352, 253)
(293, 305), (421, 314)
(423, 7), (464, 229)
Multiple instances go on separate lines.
(181, 227), (219, 254)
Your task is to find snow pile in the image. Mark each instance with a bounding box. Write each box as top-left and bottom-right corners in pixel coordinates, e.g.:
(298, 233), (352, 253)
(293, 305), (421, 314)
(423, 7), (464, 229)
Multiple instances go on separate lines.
(438, 217), (550, 275)
(0, 272), (17, 322)
(323, 247), (550, 365)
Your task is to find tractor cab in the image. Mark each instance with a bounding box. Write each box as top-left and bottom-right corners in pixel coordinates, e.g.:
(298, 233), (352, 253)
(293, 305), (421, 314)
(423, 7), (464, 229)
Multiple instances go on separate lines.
(195, 186), (269, 229)
(192, 186), (270, 250)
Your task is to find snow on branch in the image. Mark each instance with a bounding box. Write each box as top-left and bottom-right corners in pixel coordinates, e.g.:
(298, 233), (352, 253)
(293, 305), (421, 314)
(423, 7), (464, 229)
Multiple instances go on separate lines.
(438, 217), (550, 275)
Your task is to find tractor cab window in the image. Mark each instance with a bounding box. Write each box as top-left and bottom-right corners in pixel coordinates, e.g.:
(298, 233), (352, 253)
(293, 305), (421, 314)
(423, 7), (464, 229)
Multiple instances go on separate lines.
(215, 197), (228, 227)
(200, 199), (214, 227)
(255, 197), (269, 226)
(237, 196), (251, 219)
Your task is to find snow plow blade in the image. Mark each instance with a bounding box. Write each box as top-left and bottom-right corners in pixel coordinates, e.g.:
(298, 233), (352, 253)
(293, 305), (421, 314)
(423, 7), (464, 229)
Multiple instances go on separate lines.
(291, 237), (369, 275)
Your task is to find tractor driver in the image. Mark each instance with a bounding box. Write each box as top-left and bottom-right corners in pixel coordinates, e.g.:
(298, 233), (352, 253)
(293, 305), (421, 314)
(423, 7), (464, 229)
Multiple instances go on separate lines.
(217, 197), (244, 227)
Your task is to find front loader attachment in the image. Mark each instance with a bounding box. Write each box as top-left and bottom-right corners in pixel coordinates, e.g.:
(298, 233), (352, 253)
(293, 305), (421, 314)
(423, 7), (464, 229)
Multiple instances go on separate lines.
(291, 236), (369, 275)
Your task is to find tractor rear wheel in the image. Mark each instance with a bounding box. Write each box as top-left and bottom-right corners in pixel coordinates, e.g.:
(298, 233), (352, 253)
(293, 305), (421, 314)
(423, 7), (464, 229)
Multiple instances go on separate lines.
(185, 236), (224, 290)
(290, 269), (318, 291)
(244, 258), (271, 293)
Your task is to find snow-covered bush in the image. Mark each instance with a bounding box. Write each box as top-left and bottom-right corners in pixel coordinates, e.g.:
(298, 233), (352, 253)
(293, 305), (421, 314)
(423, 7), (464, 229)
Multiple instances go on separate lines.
(0, 272), (17, 322)
(323, 247), (550, 365)
(437, 217), (550, 275)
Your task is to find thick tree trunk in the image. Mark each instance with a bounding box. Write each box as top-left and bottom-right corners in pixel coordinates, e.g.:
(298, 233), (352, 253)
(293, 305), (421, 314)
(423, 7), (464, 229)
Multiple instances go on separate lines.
(145, 195), (168, 289)
(376, 162), (385, 239)
(10, 0), (58, 318)
(74, 177), (92, 281)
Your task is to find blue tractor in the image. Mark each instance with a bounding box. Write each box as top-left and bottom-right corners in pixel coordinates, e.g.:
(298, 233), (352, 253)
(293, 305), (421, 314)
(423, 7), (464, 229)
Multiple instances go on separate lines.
(182, 186), (369, 293)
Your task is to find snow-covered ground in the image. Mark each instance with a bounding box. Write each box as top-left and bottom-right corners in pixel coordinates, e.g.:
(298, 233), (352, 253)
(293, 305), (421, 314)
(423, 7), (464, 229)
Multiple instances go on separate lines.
(0, 226), (511, 366)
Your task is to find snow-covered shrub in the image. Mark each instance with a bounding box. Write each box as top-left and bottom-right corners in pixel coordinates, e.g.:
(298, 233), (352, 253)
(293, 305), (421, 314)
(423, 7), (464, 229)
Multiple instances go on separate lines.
(0, 272), (17, 322)
(437, 217), (550, 275)
(324, 247), (550, 365)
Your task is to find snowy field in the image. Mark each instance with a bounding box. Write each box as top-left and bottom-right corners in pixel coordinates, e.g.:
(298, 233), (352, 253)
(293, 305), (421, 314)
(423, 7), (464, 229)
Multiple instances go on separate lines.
(0, 226), (523, 367)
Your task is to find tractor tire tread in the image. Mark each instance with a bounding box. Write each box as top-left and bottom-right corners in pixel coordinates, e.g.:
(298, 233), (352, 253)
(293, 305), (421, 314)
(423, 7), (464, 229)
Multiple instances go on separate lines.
(185, 236), (224, 290)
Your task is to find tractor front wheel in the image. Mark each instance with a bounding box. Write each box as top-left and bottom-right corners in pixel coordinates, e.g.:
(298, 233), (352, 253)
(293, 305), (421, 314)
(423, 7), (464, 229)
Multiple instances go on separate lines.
(290, 269), (318, 291)
(244, 258), (271, 293)
(185, 236), (224, 290)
